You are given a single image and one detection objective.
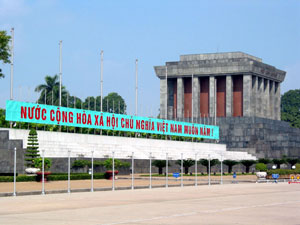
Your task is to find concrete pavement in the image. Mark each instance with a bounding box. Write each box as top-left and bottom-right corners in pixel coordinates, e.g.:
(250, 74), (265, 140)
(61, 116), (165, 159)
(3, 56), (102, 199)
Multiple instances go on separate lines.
(0, 182), (299, 225)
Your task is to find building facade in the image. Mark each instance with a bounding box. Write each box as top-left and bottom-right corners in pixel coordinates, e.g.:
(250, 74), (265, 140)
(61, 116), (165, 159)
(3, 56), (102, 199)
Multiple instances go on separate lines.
(154, 52), (300, 159)
(154, 52), (286, 121)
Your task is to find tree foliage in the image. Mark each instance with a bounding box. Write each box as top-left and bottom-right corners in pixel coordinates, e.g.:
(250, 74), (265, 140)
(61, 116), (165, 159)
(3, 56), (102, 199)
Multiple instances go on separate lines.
(33, 157), (52, 171)
(281, 89), (300, 128)
(35, 75), (127, 115)
(35, 74), (68, 105)
(240, 160), (257, 173)
(0, 109), (9, 127)
(286, 158), (299, 167)
(152, 160), (170, 175)
(0, 30), (11, 78)
(272, 158), (287, 169)
(199, 159), (220, 174)
(223, 160), (239, 173)
(25, 129), (40, 167)
(258, 158), (271, 164)
(103, 92), (126, 114)
(100, 158), (130, 170)
(175, 159), (195, 174)
(255, 163), (267, 172)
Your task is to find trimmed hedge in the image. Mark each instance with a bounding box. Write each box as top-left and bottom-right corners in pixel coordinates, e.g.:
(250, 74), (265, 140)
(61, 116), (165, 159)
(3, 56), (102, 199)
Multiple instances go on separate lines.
(47, 173), (105, 181)
(0, 173), (105, 182)
(0, 175), (36, 182)
(267, 169), (300, 175)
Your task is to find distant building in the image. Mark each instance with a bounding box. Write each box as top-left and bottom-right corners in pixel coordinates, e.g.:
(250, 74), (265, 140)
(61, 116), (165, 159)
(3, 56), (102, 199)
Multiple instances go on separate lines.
(154, 52), (285, 121)
(155, 52), (300, 159)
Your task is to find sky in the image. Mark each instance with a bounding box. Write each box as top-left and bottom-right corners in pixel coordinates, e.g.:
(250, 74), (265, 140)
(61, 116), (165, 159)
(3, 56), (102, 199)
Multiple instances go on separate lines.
(0, 0), (299, 116)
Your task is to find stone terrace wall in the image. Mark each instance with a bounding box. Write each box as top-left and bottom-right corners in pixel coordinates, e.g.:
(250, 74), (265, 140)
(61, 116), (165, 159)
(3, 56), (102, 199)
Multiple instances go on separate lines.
(216, 117), (300, 158)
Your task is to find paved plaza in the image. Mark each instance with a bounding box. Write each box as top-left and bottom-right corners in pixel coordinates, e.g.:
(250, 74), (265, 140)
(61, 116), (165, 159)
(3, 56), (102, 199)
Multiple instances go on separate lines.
(0, 175), (256, 194)
(0, 182), (299, 225)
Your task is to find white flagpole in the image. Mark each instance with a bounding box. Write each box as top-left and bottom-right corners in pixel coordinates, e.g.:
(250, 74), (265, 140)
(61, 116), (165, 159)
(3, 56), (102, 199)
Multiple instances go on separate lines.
(165, 66), (168, 119)
(192, 74), (194, 123)
(59, 40), (62, 107)
(135, 59), (138, 116)
(100, 50), (103, 112)
(10, 28), (14, 129)
(10, 28), (14, 100)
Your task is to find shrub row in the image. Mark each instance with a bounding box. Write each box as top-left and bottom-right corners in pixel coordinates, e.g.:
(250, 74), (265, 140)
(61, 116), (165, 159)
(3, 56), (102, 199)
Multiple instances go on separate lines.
(0, 175), (36, 182)
(0, 173), (105, 182)
(47, 173), (105, 181)
(267, 168), (300, 175)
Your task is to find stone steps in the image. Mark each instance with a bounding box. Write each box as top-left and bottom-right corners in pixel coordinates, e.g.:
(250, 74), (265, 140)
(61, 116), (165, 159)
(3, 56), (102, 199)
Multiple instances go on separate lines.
(0, 128), (256, 161)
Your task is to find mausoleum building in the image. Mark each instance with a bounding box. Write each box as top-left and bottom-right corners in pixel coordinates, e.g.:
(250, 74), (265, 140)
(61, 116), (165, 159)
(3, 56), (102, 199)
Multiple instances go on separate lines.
(155, 52), (300, 159)
(154, 52), (285, 121)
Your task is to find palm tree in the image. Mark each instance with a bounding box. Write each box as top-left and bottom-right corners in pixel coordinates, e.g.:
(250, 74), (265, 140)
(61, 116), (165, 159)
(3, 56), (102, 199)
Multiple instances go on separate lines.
(223, 160), (239, 174)
(152, 160), (170, 175)
(240, 160), (257, 173)
(258, 158), (271, 164)
(286, 158), (299, 168)
(199, 159), (220, 174)
(175, 159), (195, 174)
(35, 74), (68, 106)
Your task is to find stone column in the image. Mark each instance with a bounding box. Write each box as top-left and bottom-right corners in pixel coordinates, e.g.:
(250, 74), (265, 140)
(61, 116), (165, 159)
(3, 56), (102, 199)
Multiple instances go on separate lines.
(192, 76), (200, 120)
(243, 75), (252, 117)
(226, 75), (232, 117)
(251, 76), (257, 117)
(274, 82), (281, 120)
(269, 80), (275, 119)
(256, 77), (263, 117)
(209, 76), (215, 117)
(177, 77), (184, 119)
(160, 78), (167, 119)
(263, 79), (270, 118)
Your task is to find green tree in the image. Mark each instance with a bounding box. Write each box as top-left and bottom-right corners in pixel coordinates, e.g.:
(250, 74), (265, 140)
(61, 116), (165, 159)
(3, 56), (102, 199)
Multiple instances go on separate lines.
(100, 158), (130, 170)
(240, 160), (257, 173)
(175, 159), (195, 174)
(199, 159), (220, 174)
(33, 157), (52, 171)
(152, 160), (170, 175)
(71, 96), (83, 109)
(83, 96), (96, 110)
(0, 109), (9, 128)
(0, 30), (11, 78)
(281, 89), (300, 128)
(286, 158), (299, 168)
(255, 163), (267, 172)
(25, 129), (40, 167)
(272, 158), (287, 169)
(223, 160), (239, 174)
(258, 158), (271, 164)
(103, 92), (126, 114)
(35, 74), (68, 106)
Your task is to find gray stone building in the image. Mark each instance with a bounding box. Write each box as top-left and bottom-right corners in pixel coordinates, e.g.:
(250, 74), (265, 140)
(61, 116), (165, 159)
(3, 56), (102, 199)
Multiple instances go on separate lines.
(155, 52), (300, 159)
(154, 52), (285, 121)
